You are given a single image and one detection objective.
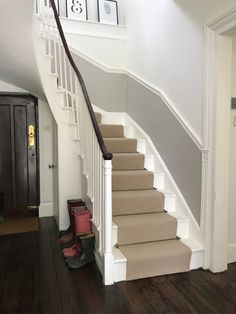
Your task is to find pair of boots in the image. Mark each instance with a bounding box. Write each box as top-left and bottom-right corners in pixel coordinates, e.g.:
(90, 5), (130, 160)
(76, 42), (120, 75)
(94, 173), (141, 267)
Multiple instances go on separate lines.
(59, 199), (95, 268)
(59, 199), (91, 249)
(59, 199), (85, 246)
(65, 233), (95, 269)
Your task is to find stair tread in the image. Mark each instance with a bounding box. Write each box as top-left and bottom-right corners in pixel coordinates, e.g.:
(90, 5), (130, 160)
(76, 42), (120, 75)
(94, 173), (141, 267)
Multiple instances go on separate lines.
(104, 138), (137, 153)
(112, 189), (165, 215)
(119, 239), (191, 280)
(112, 170), (154, 191)
(113, 212), (177, 246)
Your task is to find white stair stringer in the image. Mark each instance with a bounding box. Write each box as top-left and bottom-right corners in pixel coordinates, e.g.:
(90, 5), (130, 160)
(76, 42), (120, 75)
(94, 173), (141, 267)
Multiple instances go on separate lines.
(33, 15), (81, 230)
(92, 106), (204, 282)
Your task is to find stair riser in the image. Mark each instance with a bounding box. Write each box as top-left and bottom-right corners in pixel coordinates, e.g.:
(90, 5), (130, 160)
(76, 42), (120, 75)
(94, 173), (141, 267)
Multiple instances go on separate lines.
(99, 125), (124, 138)
(116, 222), (177, 246)
(104, 139), (137, 153)
(112, 172), (154, 191)
(112, 155), (144, 171)
(113, 247), (204, 282)
(112, 192), (165, 216)
(113, 217), (189, 246)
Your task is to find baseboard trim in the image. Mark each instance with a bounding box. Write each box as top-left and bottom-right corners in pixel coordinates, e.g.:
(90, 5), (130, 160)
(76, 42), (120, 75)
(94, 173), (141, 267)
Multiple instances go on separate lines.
(228, 243), (236, 263)
(39, 202), (53, 217)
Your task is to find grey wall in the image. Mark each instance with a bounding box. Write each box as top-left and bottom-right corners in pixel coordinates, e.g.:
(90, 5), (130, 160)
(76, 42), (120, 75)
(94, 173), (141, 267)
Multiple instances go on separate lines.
(73, 53), (126, 112)
(126, 76), (202, 223)
(73, 55), (202, 224)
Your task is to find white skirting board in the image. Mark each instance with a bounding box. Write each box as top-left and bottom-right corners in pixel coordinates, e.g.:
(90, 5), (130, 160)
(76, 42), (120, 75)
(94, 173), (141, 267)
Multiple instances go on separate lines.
(39, 202), (53, 217)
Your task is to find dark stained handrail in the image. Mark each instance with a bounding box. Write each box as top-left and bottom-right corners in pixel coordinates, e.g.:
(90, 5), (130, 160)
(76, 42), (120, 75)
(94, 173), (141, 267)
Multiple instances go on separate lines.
(49, 0), (112, 160)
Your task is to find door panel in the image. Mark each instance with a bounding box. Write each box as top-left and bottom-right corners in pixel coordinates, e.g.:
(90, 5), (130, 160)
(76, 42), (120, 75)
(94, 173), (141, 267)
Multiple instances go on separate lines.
(27, 103), (38, 206)
(14, 105), (28, 207)
(0, 95), (39, 218)
(0, 105), (13, 209)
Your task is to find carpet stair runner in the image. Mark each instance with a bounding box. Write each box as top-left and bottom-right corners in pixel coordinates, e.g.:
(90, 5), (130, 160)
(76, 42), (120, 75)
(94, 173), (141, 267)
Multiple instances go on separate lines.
(95, 112), (191, 281)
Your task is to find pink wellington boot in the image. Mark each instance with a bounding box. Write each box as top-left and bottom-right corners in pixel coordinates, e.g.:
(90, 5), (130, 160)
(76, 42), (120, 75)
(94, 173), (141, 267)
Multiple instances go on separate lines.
(74, 209), (92, 236)
(63, 241), (81, 258)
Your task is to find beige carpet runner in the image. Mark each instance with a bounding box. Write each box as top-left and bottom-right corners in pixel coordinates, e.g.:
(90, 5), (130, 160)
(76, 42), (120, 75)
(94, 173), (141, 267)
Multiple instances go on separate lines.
(96, 112), (191, 281)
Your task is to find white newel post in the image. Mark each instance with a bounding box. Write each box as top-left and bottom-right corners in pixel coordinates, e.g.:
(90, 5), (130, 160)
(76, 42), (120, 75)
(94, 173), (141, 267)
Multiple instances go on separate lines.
(103, 159), (114, 285)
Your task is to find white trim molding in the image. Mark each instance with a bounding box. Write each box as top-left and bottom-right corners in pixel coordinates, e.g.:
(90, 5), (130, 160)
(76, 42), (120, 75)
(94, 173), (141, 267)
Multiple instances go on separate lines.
(203, 7), (236, 272)
(39, 202), (53, 217)
(69, 45), (203, 150)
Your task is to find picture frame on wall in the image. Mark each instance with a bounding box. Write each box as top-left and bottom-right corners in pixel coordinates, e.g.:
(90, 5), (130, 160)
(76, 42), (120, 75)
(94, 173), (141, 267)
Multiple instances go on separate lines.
(98, 0), (119, 25)
(66, 0), (88, 21)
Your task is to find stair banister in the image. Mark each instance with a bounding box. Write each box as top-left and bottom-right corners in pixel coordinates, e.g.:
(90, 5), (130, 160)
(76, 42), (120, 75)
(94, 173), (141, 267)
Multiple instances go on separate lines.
(49, 0), (112, 160)
(36, 0), (114, 285)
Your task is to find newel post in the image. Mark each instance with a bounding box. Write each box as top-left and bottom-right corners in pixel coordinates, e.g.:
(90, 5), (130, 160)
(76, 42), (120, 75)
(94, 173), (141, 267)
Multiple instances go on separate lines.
(103, 159), (114, 285)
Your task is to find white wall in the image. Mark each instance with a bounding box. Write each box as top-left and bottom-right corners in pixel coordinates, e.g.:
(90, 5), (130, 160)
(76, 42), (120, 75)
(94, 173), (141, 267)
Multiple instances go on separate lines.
(0, 0), (43, 98)
(124, 0), (204, 140)
(228, 35), (236, 256)
(61, 17), (127, 69)
(0, 80), (55, 218)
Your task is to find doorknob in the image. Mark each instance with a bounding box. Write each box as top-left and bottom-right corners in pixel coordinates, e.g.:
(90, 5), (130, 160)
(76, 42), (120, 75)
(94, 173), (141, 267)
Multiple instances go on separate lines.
(48, 164), (55, 169)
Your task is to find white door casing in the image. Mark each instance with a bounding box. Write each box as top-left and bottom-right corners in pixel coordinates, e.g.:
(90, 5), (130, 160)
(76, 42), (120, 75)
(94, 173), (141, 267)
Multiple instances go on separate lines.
(204, 7), (236, 272)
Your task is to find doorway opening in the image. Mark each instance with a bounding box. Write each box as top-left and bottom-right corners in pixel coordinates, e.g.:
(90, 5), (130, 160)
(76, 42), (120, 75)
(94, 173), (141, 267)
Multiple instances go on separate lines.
(0, 94), (40, 234)
(204, 8), (236, 273)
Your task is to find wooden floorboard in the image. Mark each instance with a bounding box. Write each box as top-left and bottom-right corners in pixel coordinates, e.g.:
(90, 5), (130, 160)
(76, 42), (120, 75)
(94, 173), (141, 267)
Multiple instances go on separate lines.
(1, 217), (236, 313)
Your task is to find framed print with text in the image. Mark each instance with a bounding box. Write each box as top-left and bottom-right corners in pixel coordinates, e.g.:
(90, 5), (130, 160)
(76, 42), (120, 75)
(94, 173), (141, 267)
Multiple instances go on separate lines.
(67, 0), (88, 21)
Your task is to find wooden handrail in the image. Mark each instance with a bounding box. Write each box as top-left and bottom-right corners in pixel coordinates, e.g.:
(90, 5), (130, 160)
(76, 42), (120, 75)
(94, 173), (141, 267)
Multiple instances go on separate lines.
(50, 0), (112, 161)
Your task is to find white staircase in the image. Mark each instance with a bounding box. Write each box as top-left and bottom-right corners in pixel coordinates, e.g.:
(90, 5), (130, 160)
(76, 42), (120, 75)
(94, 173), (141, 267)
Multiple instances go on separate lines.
(93, 108), (204, 282)
(33, 0), (204, 284)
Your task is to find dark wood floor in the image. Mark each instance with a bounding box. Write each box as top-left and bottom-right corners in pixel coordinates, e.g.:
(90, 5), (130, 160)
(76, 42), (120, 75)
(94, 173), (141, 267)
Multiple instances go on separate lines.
(1, 218), (236, 314)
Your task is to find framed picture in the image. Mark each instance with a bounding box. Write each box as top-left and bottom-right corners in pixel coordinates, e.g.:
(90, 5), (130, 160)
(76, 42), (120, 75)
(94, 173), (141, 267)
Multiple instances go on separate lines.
(66, 0), (88, 21)
(98, 0), (119, 25)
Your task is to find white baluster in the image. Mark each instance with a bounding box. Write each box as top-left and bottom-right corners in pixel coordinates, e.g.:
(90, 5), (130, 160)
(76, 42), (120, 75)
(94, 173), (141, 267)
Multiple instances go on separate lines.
(58, 42), (63, 88)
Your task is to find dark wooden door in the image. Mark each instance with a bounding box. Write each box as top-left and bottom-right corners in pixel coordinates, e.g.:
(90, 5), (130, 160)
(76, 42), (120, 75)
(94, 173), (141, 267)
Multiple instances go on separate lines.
(0, 95), (39, 218)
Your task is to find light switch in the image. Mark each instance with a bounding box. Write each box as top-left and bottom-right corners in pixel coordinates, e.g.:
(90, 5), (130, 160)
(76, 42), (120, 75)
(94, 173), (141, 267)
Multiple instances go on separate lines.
(232, 98), (236, 109)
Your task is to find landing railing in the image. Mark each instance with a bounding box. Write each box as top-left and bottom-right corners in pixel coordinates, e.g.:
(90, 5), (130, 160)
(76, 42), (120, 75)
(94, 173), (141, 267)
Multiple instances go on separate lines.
(36, 0), (113, 285)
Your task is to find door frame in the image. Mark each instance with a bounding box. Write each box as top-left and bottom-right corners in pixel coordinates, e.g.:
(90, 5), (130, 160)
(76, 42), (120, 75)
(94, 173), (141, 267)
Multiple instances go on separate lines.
(0, 93), (40, 216)
(203, 8), (236, 272)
